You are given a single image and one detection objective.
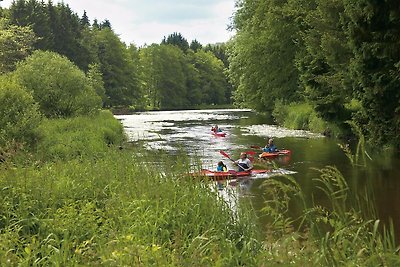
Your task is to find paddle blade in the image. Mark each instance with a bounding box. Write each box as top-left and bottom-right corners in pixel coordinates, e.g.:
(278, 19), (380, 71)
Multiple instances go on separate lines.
(219, 150), (231, 160)
(250, 145), (261, 149)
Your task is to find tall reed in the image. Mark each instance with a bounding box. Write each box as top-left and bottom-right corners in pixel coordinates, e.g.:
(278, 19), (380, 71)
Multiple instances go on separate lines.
(257, 142), (400, 265)
(0, 149), (264, 266)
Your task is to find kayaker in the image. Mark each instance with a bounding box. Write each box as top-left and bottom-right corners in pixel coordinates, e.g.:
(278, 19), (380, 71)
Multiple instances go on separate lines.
(263, 138), (277, 153)
(211, 125), (222, 132)
(217, 161), (227, 172)
(235, 152), (253, 172)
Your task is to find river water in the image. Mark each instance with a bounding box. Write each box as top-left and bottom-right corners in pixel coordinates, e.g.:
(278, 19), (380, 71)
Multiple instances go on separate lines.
(116, 109), (400, 237)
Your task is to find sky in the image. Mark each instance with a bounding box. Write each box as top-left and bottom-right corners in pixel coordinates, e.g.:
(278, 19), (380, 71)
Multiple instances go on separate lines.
(1, 0), (237, 47)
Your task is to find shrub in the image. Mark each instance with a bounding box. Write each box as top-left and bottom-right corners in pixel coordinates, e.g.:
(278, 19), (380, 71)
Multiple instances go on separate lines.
(14, 51), (101, 118)
(34, 110), (125, 161)
(273, 101), (332, 134)
(0, 75), (42, 148)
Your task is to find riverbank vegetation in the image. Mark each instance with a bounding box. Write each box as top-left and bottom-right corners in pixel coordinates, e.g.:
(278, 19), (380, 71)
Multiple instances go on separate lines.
(228, 0), (400, 148)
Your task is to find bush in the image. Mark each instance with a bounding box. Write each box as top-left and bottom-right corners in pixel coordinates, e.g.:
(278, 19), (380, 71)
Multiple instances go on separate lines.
(34, 110), (125, 161)
(273, 101), (332, 134)
(0, 75), (42, 148)
(14, 51), (101, 118)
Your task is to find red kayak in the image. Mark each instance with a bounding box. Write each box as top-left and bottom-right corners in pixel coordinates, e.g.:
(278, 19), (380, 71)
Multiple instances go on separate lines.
(191, 169), (270, 180)
(259, 149), (291, 158)
(211, 131), (226, 137)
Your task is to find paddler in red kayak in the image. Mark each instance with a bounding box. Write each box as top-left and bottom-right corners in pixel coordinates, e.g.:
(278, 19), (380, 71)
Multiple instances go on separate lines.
(217, 161), (227, 172)
(211, 125), (222, 133)
(216, 161), (227, 190)
(263, 138), (278, 153)
(235, 152), (253, 172)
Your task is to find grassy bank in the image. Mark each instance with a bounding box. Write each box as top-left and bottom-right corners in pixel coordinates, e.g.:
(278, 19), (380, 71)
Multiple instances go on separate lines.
(272, 102), (343, 137)
(0, 150), (262, 266)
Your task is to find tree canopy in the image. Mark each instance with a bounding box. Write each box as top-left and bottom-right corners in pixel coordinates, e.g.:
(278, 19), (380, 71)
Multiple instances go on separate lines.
(229, 0), (400, 147)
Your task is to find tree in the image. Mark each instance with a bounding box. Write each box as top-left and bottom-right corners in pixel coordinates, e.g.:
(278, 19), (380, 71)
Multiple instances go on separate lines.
(14, 50), (101, 118)
(0, 18), (36, 74)
(94, 28), (141, 107)
(162, 32), (189, 52)
(193, 50), (228, 105)
(9, 0), (54, 50)
(100, 19), (111, 29)
(228, 0), (303, 111)
(87, 63), (106, 104)
(189, 39), (202, 52)
(344, 0), (400, 146)
(139, 44), (188, 109)
(81, 10), (90, 26)
(296, 0), (353, 124)
(204, 43), (229, 68)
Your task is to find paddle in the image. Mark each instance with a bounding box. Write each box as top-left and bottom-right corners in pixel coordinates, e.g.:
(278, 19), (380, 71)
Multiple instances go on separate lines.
(250, 145), (262, 150)
(219, 150), (252, 171)
(219, 150), (235, 162)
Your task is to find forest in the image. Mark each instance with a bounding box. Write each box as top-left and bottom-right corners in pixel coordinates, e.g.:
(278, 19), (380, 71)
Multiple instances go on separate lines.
(229, 0), (400, 148)
(0, 0), (232, 112)
(1, 0), (399, 148)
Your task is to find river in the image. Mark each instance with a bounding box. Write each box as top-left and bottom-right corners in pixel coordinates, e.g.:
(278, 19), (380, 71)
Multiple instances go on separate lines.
(115, 109), (400, 238)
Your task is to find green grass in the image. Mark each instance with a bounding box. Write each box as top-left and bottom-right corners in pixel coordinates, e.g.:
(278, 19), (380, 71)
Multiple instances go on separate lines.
(0, 149), (263, 266)
(32, 110), (125, 161)
(257, 166), (400, 266)
(272, 101), (343, 137)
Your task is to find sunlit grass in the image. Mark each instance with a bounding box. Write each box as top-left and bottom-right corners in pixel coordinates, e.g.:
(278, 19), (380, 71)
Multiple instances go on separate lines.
(0, 149), (263, 266)
(258, 166), (400, 266)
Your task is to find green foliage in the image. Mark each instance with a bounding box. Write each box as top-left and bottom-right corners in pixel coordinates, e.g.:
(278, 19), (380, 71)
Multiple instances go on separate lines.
(0, 75), (42, 148)
(192, 50), (229, 105)
(87, 63), (106, 104)
(0, 150), (262, 265)
(9, 0), (54, 50)
(14, 50), (101, 118)
(259, 167), (400, 265)
(139, 44), (231, 109)
(161, 32), (189, 52)
(296, 0), (353, 124)
(230, 0), (399, 148)
(34, 110), (125, 161)
(344, 0), (400, 148)
(94, 28), (141, 108)
(273, 101), (328, 133)
(0, 18), (36, 74)
(228, 0), (303, 111)
(139, 44), (189, 109)
(189, 39), (202, 52)
(204, 43), (230, 68)
(9, 0), (93, 69)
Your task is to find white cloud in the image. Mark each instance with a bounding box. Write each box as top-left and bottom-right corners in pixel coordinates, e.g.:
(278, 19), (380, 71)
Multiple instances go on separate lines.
(1, 0), (236, 46)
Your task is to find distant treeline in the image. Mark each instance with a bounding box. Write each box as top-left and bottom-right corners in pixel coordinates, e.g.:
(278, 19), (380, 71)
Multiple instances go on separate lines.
(229, 0), (400, 148)
(0, 0), (232, 110)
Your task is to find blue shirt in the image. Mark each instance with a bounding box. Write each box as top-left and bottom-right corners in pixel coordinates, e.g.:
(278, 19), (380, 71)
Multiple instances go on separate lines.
(263, 144), (277, 152)
(217, 165), (227, 171)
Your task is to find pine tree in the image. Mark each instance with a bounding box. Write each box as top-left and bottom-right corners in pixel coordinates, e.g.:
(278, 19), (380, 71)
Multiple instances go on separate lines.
(161, 32), (189, 52)
(81, 10), (90, 26)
